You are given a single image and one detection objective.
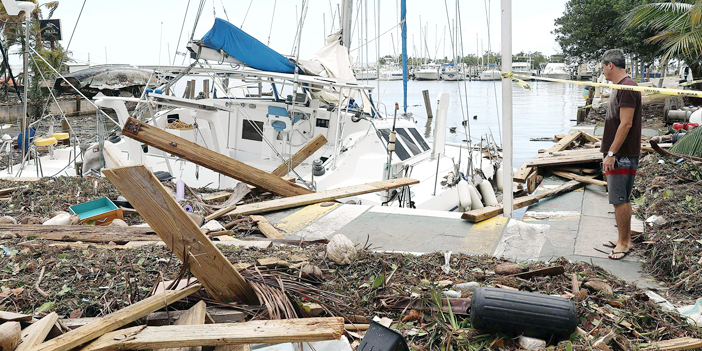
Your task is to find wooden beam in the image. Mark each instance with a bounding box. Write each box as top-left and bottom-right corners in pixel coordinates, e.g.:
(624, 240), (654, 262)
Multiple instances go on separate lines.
(551, 167), (597, 174)
(546, 131), (583, 152)
(0, 224), (158, 244)
(0, 186), (24, 196)
(271, 134), (327, 177)
(527, 148), (603, 167)
(580, 131), (600, 143)
(80, 317), (345, 351)
(121, 117), (312, 197)
(16, 312), (58, 351)
(250, 215), (286, 239)
(154, 301), (207, 351)
(462, 178), (590, 222)
(103, 165), (257, 303)
(222, 178), (419, 218)
(0, 311), (32, 322)
(642, 337), (702, 351)
(0, 321), (21, 351)
(551, 171), (606, 187)
(513, 162), (534, 183)
(32, 285), (201, 351)
(62, 308), (246, 330)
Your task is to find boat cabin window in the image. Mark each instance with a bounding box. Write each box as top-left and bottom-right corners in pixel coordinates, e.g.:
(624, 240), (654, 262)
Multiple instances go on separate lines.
(408, 127), (431, 151)
(167, 114), (180, 123)
(241, 120), (264, 142)
(377, 128), (410, 161)
(396, 128), (422, 155)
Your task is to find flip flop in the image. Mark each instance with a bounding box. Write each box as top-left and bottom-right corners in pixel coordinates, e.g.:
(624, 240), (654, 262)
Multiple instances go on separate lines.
(602, 241), (617, 248)
(609, 249), (632, 260)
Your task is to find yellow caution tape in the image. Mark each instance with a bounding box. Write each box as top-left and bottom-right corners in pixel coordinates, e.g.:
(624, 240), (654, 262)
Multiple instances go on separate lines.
(508, 73), (702, 98)
(678, 79), (702, 87)
(501, 72), (531, 91)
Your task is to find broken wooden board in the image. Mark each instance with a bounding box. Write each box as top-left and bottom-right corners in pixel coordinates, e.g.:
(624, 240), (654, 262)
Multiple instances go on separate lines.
(0, 311), (32, 322)
(641, 337), (702, 351)
(63, 308), (246, 330)
(462, 179), (589, 222)
(154, 301), (207, 351)
(15, 312), (58, 351)
(121, 117), (312, 197)
(551, 167), (598, 174)
(124, 238), (272, 250)
(513, 162), (534, 183)
(509, 266), (565, 279)
(103, 165), (257, 303)
(631, 215), (644, 235)
(223, 178), (419, 218)
(527, 148), (603, 167)
(526, 170), (541, 194)
(546, 131), (583, 153)
(33, 285), (201, 351)
(0, 224), (158, 244)
(271, 134), (327, 177)
(0, 321), (21, 351)
(550, 171), (607, 187)
(80, 317), (345, 351)
(250, 215), (285, 239)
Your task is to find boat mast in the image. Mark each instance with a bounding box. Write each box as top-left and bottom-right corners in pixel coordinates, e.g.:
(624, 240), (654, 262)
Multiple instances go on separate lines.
(340, 0), (353, 50)
(501, 0), (513, 217)
(401, 0), (407, 113)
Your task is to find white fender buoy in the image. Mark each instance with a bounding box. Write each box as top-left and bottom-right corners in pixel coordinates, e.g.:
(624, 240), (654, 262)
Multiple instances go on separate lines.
(457, 179), (472, 209)
(496, 165), (504, 191)
(468, 182), (483, 210)
(43, 213), (71, 226)
(478, 180), (499, 206)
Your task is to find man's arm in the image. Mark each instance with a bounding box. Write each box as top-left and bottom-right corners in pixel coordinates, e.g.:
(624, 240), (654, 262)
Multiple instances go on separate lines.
(602, 106), (634, 172)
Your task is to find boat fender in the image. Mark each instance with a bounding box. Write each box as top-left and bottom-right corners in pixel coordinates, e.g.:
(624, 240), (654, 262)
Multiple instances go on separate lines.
(457, 179), (472, 209)
(468, 182), (483, 210)
(496, 165), (504, 191)
(478, 181), (499, 206)
(43, 213), (71, 226)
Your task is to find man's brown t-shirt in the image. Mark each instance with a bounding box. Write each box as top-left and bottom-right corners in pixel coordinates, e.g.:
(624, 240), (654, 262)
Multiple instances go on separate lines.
(600, 76), (642, 157)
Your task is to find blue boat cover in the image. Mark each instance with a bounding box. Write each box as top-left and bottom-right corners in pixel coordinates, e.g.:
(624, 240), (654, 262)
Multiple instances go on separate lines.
(201, 18), (296, 73)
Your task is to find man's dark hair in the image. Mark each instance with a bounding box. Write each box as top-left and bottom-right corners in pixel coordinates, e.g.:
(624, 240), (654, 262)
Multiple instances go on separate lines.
(601, 49), (626, 69)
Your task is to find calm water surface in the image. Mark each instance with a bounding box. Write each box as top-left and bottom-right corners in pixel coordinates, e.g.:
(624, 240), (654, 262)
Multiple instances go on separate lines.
(368, 79), (585, 168)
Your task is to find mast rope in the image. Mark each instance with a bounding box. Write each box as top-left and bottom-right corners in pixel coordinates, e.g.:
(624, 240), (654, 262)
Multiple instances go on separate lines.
(173, 0), (191, 65)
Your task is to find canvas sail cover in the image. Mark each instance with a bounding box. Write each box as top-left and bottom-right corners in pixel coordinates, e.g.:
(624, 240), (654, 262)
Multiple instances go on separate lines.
(201, 18), (296, 73)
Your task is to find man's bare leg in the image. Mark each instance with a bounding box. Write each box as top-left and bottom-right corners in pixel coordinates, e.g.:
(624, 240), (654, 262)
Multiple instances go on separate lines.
(609, 202), (634, 259)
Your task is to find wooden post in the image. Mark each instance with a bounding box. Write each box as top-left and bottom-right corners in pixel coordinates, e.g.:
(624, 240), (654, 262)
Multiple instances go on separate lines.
(271, 134), (327, 177)
(422, 90), (433, 119)
(203, 80), (210, 99)
(189, 80), (195, 99)
(121, 117), (312, 197)
(103, 165), (257, 303)
(0, 224), (159, 244)
(15, 312), (58, 351)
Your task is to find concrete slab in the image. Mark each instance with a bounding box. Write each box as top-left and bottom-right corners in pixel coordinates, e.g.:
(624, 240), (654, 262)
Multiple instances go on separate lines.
(276, 202), (340, 234)
(290, 204), (370, 240)
(581, 187), (614, 219)
(493, 219), (549, 261)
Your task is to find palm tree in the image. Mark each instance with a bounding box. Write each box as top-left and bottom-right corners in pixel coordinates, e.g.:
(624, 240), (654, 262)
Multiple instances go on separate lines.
(623, 1), (702, 77)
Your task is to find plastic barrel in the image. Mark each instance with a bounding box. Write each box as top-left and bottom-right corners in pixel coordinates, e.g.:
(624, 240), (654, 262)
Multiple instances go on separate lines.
(470, 287), (577, 340)
(357, 321), (409, 351)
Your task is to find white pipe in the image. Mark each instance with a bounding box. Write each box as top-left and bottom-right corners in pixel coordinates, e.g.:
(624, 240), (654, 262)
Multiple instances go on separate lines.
(501, 0), (514, 218)
(432, 92), (449, 158)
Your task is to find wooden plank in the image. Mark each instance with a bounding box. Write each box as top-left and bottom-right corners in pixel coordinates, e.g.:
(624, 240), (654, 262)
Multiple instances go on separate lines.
(0, 224), (159, 244)
(0, 186), (24, 196)
(80, 317), (345, 351)
(124, 239), (272, 250)
(527, 148), (603, 167)
(201, 191), (232, 202)
(63, 308), (246, 330)
(546, 131), (583, 152)
(250, 215), (285, 239)
(222, 178), (419, 218)
(551, 171), (607, 187)
(513, 162), (534, 183)
(32, 285), (201, 351)
(462, 179), (588, 222)
(271, 134), (327, 177)
(509, 266), (565, 279)
(16, 312), (58, 351)
(103, 165), (257, 303)
(0, 321), (21, 351)
(580, 131), (600, 143)
(154, 301), (207, 351)
(526, 170), (540, 194)
(642, 337), (702, 351)
(552, 167), (597, 174)
(121, 117), (312, 197)
(0, 311), (32, 322)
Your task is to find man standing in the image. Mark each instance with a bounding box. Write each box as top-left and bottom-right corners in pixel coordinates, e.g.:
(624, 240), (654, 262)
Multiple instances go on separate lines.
(599, 49), (642, 260)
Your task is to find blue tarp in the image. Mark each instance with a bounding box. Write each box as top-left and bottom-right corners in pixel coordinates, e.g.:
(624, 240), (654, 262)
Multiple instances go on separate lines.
(201, 18), (296, 73)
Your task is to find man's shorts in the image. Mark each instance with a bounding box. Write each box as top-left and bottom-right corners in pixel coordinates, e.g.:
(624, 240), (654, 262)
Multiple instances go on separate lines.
(605, 155), (639, 205)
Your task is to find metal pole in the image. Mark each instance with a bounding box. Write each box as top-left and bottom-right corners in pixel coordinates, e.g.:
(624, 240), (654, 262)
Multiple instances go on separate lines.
(501, 0), (513, 218)
(21, 8), (30, 169)
(401, 0), (407, 113)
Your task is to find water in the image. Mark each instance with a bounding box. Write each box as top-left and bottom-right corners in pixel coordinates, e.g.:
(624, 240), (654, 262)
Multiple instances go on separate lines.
(368, 79), (586, 168)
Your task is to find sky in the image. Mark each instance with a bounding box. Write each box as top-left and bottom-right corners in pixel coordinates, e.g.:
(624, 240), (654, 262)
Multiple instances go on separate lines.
(42, 0), (568, 67)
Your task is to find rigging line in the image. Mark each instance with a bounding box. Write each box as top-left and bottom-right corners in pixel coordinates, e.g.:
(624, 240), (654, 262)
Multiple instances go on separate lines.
(219, 0), (230, 22)
(349, 20), (403, 53)
(267, 0), (277, 46)
(457, 0), (473, 176)
(173, 0), (192, 65)
(483, 0), (502, 146)
(0, 37), (22, 102)
(240, 0), (254, 28)
(190, 0), (207, 41)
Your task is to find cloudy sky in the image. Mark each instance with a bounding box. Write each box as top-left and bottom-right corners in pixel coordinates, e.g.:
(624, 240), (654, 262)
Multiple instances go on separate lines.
(46, 0), (568, 66)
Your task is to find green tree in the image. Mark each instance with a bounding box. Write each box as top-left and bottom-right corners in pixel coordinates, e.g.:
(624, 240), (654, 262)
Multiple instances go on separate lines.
(622, 0), (702, 77)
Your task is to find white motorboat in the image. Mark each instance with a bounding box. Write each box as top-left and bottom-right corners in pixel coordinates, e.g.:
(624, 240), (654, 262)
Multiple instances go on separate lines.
(353, 66), (378, 80)
(479, 69), (502, 81)
(441, 64), (463, 81)
(512, 61), (536, 81)
(414, 63), (441, 81)
(378, 65), (403, 81)
(541, 63), (570, 80)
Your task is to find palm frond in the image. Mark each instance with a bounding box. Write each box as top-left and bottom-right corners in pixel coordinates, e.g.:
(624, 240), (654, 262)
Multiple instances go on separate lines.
(623, 2), (694, 31)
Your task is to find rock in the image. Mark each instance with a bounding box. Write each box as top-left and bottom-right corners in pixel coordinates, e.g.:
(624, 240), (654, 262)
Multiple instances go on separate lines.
(109, 219), (129, 227)
(437, 280), (453, 286)
(454, 282), (480, 293)
(0, 216), (17, 225)
(326, 234), (357, 265)
(20, 216), (45, 225)
(584, 279), (613, 295)
(518, 336), (546, 350)
(442, 290), (461, 298)
(494, 262), (526, 275)
(646, 215), (666, 226)
(0, 232), (15, 239)
(300, 264), (323, 280)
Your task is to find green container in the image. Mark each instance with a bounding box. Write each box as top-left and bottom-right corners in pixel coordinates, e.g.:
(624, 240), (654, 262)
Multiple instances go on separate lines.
(69, 197), (119, 220)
